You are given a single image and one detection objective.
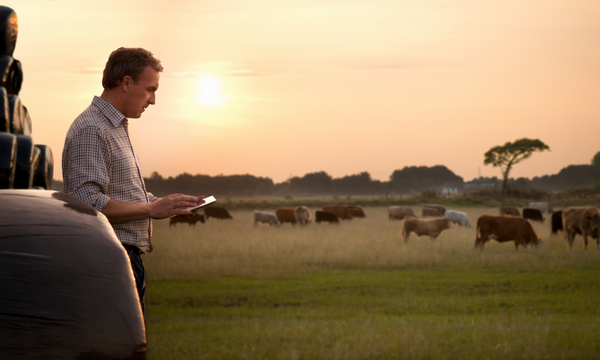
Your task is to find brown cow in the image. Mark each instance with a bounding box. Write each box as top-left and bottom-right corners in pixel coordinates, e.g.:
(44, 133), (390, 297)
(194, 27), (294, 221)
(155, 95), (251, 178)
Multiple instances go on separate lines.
(315, 210), (339, 224)
(347, 205), (366, 218)
(475, 215), (542, 250)
(401, 217), (451, 243)
(423, 204), (446, 215)
(169, 212), (205, 227)
(321, 205), (352, 220)
(499, 206), (521, 217)
(388, 206), (416, 220)
(276, 207), (297, 225)
(295, 206), (311, 227)
(562, 206), (600, 251)
(421, 207), (443, 217)
(204, 206), (233, 220)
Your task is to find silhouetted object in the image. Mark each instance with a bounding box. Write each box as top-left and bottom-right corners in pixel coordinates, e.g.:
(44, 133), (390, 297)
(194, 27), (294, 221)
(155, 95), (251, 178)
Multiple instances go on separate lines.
(315, 210), (339, 224)
(0, 87), (8, 132)
(523, 208), (544, 223)
(0, 190), (146, 359)
(169, 212), (205, 227)
(0, 6), (17, 56)
(551, 210), (563, 235)
(13, 134), (38, 189)
(204, 205), (233, 219)
(0, 6), (54, 190)
(33, 144), (53, 189)
(0, 132), (15, 188)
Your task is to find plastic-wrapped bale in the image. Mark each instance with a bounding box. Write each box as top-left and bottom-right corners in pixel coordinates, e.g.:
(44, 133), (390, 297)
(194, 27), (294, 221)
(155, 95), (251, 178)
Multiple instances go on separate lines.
(21, 103), (31, 135)
(0, 56), (22, 95)
(13, 134), (37, 188)
(8, 94), (25, 134)
(0, 132), (16, 188)
(0, 190), (146, 359)
(0, 86), (8, 132)
(33, 144), (53, 190)
(0, 6), (18, 56)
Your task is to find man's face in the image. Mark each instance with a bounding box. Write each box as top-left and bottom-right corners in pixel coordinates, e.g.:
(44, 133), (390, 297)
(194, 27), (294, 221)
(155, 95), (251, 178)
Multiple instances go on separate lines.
(123, 66), (160, 119)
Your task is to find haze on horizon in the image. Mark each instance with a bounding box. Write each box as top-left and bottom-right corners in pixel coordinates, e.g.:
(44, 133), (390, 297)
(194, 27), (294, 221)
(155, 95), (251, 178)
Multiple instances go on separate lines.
(6, 0), (600, 184)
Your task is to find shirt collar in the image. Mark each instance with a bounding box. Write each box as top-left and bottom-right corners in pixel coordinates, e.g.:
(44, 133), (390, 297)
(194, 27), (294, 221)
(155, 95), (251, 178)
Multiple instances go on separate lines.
(92, 95), (127, 127)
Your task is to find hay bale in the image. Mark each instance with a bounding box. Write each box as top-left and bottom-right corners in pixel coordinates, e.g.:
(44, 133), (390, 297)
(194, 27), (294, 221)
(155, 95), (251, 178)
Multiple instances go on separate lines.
(0, 6), (18, 56)
(33, 144), (53, 190)
(8, 94), (23, 134)
(0, 86), (8, 132)
(13, 134), (36, 188)
(0, 132), (16, 188)
(0, 55), (22, 95)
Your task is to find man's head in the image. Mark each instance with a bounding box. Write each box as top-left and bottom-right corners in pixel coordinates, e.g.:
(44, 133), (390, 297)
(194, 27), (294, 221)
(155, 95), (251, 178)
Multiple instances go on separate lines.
(101, 48), (163, 118)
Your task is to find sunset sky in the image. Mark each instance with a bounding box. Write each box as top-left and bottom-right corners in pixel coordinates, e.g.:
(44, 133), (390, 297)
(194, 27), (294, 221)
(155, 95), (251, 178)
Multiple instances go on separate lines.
(6, 0), (600, 184)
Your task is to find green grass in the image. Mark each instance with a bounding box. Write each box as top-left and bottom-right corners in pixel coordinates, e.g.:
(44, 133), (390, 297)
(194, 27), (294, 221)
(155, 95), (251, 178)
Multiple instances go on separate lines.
(144, 207), (600, 359)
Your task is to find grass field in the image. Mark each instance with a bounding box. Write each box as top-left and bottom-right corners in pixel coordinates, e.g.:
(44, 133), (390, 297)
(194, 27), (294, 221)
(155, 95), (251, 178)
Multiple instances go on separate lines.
(144, 206), (600, 359)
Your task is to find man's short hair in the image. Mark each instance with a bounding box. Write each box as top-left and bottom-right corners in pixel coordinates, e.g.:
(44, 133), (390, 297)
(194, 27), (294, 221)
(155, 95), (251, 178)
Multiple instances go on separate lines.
(102, 47), (163, 90)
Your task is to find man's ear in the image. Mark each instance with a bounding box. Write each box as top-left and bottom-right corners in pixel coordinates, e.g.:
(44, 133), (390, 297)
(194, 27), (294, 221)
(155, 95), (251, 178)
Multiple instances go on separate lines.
(120, 76), (132, 92)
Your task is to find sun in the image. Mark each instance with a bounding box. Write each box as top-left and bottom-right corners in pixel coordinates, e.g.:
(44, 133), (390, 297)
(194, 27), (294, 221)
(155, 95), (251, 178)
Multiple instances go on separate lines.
(196, 76), (228, 105)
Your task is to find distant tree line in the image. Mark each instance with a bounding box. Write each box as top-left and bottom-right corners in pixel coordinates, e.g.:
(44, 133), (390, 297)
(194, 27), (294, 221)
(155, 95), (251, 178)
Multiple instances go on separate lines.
(137, 163), (597, 198)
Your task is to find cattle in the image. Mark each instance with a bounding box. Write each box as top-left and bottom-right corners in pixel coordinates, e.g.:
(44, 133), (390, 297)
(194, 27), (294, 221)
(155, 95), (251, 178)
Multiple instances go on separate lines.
(562, 206), (600, 251)
(169, 212), (205, 227)
(423, 204), (446, 215)
(529, 202), (554, 214)
(388, 206), (416, 220)
(523, 208), (544, 223)
(421, 207), (443, 218)
(295, 206), (311, 227)
(551, 210), (563, 235)
(475, 215), (542, 250)
(347, 205), (366, 218)
(499, 206), (521, 217)
(252, 211), (280, 227)
(321, 205), (352, 220)
(204, 206), (233, 220)
(444, 210), (472, 228)
(315, 210), (339, 224)
(276, 207), (297, 225)
(401, 217), (451, 243)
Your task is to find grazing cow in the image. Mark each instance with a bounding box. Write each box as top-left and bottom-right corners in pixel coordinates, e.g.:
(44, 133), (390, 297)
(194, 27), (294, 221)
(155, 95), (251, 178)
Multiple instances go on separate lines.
(529, 202), (554, 214)
(205, 206), (233, 220)
(551, 210), (563, 235)
(322, 205), (352, 220)
(499, 206), (521, 217)
(315, 210), (339, 224)
(253, 211), (280, 227)
(421, 207), (443, 218)
(475, 215), (542, 250)
(347, 205), (366, 218)
(523, 208), (544, 223)
(562, 206), (600, 251)
(401, 217), (451, 243)
(388, 206), (416, 220)
(169, 212), (205, 227)
(295, 206), (311, 227)
(276, 207), (297, 225)
(423, 204), (446, 215)
(445, 210), (472, 228)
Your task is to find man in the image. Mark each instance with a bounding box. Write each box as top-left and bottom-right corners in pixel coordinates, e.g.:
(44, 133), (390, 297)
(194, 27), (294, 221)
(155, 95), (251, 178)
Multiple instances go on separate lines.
(62, 47), (201, 315)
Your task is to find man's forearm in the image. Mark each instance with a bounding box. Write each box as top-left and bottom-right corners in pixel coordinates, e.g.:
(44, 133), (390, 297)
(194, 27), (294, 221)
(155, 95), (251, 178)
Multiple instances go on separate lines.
(102, 199), (152, 224)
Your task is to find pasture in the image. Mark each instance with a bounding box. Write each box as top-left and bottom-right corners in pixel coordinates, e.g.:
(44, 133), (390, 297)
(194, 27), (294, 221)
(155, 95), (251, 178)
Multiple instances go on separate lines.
(145, 206), (600, 359)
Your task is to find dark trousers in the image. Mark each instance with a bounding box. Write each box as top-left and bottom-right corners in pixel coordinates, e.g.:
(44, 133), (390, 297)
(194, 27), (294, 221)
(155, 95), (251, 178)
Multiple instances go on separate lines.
(123, 244), (146, 316)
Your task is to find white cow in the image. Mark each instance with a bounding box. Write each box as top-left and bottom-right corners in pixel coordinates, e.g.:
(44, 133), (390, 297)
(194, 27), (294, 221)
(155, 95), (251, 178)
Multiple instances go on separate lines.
(295, 206), (311, 227)
(529, 202), (554, 214)
(252, 211), (280, 227)
(445, 210), (472, 228)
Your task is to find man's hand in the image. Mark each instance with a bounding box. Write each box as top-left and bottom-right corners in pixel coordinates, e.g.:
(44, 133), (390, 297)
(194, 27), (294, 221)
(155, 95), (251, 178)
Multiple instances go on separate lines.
(149, 194), (203, 219)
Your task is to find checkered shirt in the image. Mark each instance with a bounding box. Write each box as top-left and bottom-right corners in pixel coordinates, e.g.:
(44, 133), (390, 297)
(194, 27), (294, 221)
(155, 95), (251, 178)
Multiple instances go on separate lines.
(62, 96), (157, 253)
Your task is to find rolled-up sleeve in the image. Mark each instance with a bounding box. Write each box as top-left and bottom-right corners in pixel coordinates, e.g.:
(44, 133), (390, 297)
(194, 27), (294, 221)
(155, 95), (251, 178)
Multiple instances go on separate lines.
(64, 126), (112, 211)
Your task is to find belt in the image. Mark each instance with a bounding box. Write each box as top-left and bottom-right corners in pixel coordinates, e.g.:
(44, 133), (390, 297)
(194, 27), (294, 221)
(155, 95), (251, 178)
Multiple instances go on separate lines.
(123, 244), (142, 255)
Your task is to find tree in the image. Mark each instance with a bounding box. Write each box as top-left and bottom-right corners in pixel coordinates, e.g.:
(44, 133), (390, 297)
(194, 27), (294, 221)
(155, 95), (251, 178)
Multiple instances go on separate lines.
(590, 151), (600, 189)
(484, 138), (550, 195)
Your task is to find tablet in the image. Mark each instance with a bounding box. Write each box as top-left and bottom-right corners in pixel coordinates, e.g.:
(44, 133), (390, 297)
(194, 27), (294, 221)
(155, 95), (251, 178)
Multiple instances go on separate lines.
(183, 195), (216, 212)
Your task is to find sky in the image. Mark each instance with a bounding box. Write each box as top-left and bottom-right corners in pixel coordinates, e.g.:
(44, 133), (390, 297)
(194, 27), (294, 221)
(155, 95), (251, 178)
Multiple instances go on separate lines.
(5, 0), (600, 184)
